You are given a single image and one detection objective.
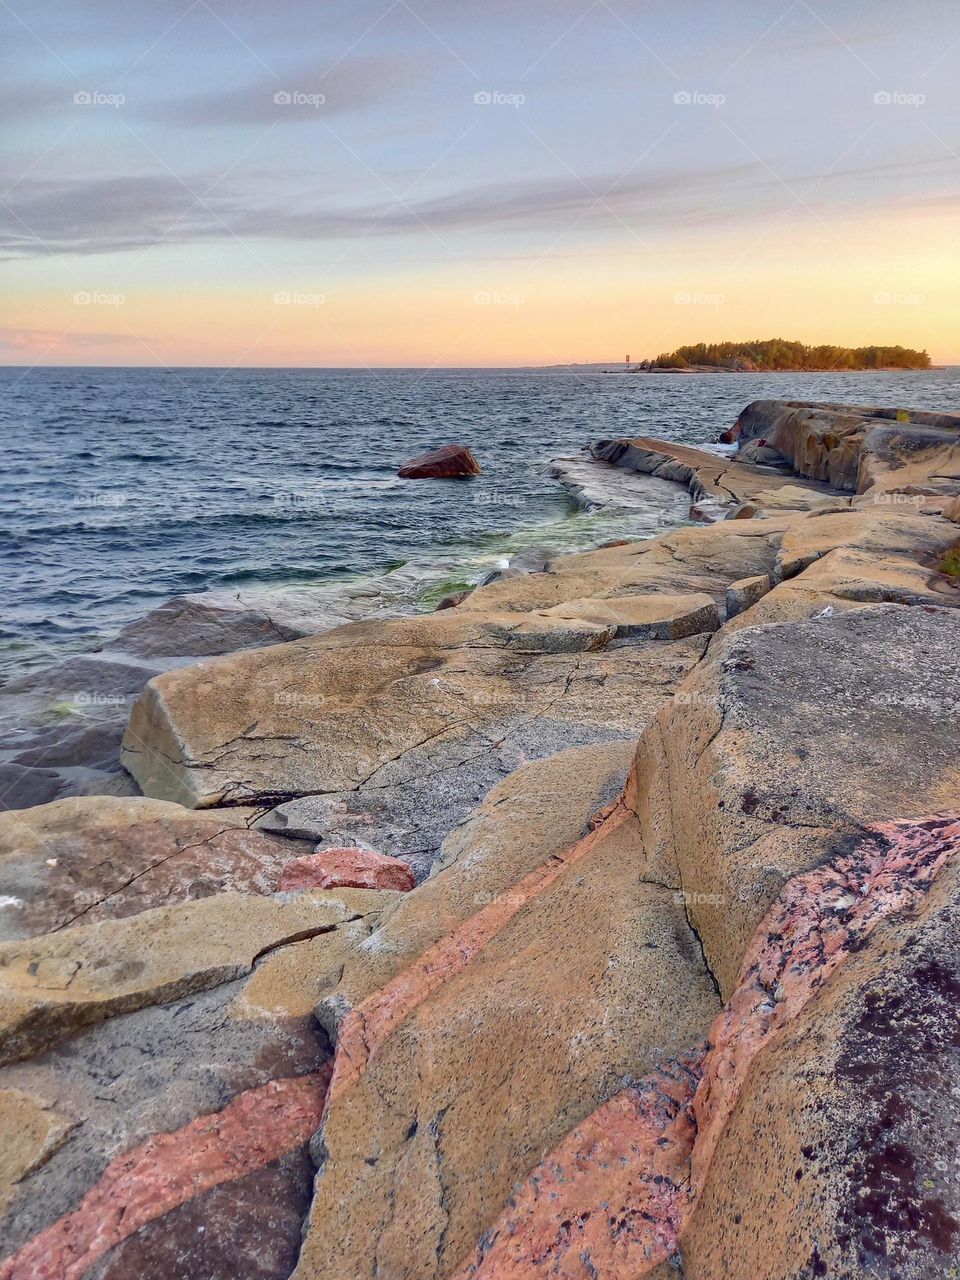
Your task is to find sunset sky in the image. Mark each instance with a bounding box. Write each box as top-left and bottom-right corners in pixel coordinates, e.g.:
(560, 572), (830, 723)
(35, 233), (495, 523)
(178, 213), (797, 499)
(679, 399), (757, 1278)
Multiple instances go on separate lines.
(3, 0), (959, 367)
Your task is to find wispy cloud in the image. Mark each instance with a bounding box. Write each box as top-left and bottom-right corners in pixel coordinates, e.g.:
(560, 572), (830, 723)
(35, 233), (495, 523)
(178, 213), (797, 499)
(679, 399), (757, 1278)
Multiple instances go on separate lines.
(1, 151), (953, 259)
(150, 53), (431, 125)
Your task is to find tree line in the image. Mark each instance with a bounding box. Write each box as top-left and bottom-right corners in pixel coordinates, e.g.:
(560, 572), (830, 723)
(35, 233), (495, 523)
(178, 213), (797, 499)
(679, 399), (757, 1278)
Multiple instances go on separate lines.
(646, 339), (931, 371)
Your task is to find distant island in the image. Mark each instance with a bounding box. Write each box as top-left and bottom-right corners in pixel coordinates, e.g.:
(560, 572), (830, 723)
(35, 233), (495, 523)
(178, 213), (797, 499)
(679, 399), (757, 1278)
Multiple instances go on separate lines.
(637, 338), (932, 372)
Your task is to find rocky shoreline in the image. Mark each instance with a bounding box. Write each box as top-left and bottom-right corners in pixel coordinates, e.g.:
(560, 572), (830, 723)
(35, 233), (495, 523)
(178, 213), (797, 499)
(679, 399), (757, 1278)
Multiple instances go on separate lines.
(1, 399), (959, 1279)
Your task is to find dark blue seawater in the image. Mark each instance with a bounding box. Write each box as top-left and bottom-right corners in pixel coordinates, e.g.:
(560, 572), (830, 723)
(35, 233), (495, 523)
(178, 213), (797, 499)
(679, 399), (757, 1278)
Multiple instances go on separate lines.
(2, 365), (958, 679)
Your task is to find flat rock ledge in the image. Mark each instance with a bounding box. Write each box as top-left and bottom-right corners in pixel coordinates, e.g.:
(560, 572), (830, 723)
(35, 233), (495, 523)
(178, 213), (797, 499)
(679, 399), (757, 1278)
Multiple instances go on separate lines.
(589, 398), (960, 524)
(1, 399), (959, 1280)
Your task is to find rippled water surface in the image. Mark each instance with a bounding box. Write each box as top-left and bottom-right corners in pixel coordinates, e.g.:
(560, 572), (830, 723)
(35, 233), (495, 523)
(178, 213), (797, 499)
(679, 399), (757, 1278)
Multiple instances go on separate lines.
(3, 365), (958, 678)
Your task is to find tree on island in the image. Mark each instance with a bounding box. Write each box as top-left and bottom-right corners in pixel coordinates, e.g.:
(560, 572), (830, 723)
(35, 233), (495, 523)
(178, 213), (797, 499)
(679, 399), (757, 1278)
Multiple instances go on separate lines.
(647, 339), (931, 371)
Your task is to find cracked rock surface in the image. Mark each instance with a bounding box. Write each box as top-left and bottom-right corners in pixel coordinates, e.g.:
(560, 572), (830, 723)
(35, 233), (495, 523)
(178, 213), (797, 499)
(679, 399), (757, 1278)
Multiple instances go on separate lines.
(0, 796), (313, 941)
(0, 888), (392, 1066)
(294, 770), (720, 1280)
(629, 604), (960, 995)
(120, 523), (791, 841)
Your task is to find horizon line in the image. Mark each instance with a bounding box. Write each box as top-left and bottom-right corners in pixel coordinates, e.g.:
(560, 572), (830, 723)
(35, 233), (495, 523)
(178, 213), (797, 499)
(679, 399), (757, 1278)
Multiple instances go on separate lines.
(2, 362), (959, 372)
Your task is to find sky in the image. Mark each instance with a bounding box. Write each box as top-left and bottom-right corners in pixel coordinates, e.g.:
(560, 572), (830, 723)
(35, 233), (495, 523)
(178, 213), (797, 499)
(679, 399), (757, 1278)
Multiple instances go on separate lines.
(2, 0), (959, 367)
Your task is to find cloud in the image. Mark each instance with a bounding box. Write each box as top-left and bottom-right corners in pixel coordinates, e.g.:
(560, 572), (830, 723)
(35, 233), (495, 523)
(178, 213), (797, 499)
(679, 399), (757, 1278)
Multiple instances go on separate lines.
(0, 174), (216, 256)
(0, 153), (954, 258)
(151, 54), (430, 126)
(0, 163), (766, 256)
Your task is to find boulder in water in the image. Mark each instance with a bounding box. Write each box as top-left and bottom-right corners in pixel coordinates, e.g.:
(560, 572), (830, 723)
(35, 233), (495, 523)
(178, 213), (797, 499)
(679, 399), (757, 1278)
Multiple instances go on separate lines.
(397, 445), (481, 479)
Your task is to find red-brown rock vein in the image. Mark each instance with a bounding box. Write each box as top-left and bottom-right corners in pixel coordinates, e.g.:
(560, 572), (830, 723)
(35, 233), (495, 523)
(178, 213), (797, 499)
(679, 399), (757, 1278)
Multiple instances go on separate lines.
(691, 812), (960, 1193)
(325, 804), (634, 1110)
(278, 846), (415, 893)
(451, 1048), (705, 1279)
(451, 812), (960, 1279)
(0, 1068), (331, 1280)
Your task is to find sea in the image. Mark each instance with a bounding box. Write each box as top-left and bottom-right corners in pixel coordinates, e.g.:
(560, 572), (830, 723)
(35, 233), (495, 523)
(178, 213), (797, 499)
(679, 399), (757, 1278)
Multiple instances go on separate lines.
(2, 365), (958, 681)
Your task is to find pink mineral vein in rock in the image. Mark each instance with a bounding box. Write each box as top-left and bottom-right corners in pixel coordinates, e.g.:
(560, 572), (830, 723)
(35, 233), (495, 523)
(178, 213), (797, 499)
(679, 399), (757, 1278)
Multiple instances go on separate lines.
(450, 811), (960, 1279)
(451, 1048), (706, 1280)
(325, 805), (634, 1109)
(278, 846), (415, 893)
(691, 811), (960, 1191)
(0, 1068), (332, 1280)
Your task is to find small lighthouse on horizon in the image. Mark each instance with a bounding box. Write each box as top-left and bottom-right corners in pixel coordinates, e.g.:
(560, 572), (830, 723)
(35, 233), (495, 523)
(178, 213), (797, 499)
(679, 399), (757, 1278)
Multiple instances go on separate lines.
(625, 353), (631, 365)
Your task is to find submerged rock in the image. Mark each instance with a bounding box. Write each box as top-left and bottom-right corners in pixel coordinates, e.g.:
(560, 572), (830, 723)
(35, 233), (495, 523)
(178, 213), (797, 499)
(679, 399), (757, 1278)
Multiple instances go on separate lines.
(398, 445), (481, 479)
(0, 599), (311, 813)
(546, 456), (693, 529)
(111, 596), (304, 659)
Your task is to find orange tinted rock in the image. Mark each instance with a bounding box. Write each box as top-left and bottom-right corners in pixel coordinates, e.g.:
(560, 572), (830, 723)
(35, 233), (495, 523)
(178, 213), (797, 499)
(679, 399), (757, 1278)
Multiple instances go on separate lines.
(278, 847), (415, 893)
(323, 806), (635, 1110)
(295, 801), (719, 1280)
(398, 445), (481, 478)
(453, 1049), (704, 1279)
(451, 814), (960, 1280)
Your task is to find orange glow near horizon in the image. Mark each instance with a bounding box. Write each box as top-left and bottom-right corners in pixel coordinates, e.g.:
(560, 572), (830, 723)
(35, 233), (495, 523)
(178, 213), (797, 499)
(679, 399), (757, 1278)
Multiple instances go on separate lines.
(5, 201), (958, 367)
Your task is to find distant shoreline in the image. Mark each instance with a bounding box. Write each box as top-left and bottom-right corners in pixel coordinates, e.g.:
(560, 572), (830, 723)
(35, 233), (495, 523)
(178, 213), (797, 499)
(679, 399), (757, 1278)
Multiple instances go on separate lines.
(596, 363), (943, 374)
